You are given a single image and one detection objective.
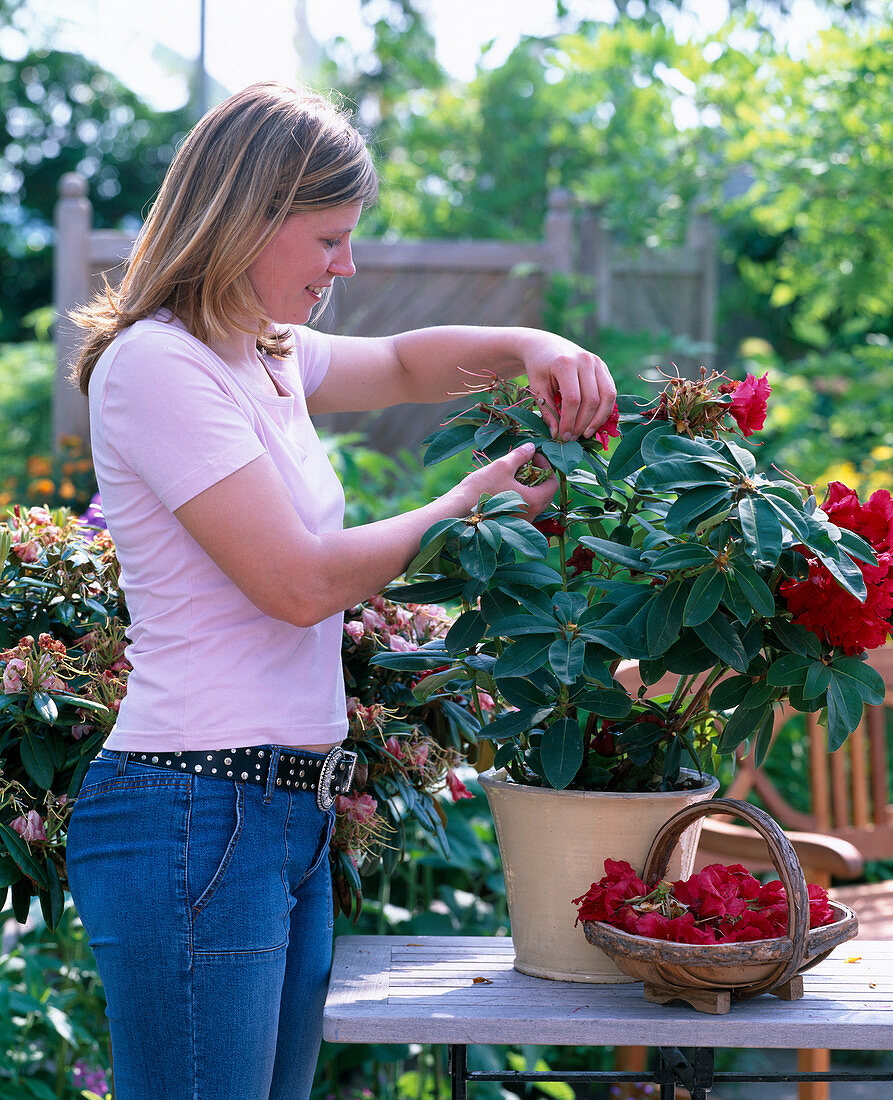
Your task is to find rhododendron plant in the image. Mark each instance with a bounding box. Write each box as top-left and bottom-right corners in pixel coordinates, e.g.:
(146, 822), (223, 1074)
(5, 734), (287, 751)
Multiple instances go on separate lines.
(373, 369), (890, 793)
(572, 858), (838, 944)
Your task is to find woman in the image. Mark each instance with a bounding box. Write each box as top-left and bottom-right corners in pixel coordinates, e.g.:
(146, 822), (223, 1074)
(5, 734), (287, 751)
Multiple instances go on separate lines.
(65, 82), (615, 1099)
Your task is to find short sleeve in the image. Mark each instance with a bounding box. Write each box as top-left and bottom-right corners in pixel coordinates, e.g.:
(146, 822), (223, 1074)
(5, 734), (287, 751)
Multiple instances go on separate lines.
(290, 325), (332, 396)
(96, 330), (267, 512)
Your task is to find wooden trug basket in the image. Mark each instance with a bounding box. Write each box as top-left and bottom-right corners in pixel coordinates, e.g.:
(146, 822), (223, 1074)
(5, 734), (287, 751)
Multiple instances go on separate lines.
(582, 797), (858, 1014)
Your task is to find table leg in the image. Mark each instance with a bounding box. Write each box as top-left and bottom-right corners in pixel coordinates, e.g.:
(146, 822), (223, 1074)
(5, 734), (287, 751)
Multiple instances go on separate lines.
(448, 1044), (467, 1100)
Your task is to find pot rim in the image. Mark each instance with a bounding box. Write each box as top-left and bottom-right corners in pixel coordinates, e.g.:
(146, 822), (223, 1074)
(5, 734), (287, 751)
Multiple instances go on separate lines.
(478, 768), (721, 800)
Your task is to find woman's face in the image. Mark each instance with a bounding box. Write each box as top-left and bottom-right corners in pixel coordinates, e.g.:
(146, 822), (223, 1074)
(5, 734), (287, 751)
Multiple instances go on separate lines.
(246, 203), (363, 325)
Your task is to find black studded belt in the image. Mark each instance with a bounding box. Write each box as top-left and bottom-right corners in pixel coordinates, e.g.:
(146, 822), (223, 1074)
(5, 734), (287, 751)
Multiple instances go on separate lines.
(111, 745), (358, 810)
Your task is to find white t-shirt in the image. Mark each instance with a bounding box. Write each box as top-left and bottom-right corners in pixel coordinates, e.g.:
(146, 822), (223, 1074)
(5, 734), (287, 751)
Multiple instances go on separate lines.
(88, 312), (348, 752)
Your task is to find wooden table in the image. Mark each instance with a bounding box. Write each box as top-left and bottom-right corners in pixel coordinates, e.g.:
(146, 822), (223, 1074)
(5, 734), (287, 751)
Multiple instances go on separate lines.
(323, 935), (893, 1099)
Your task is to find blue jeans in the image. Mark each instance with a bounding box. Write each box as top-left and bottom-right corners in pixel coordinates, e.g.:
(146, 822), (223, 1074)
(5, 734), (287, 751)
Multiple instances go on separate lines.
(66, 748), (336, 1100)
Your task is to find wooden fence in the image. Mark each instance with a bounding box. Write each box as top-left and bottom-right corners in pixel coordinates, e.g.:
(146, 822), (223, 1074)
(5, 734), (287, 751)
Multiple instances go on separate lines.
(52, 175), (717, 454)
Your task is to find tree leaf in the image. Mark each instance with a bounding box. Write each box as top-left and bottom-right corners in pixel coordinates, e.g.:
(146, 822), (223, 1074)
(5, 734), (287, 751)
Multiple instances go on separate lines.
(577, 535), (649, 571)
(540, 438), (586, 474)
(826, 671), (865, 751)
(828, 656), (885, 705)
(607, 418), (674, 480)
(494, 516), (550, 559)
(482, 706), (555, 743)
(540, 718), (584, 789)
(646, 580), (688, 655)
(21, 728), (55, 788)
(737, 494), (784, 565)
(444, 610), (487, 655)
(683, 569), (725, 626)
(729, 564), (776, 617)
(548, 636), (586, 684)
(422, 421), (478, 465)
(665, 485), (733, 536)
(494, 635), (554, 677)
(695, 610), (748, 671)
(385, 578), (466, 603)
(458, 532), (499, 581)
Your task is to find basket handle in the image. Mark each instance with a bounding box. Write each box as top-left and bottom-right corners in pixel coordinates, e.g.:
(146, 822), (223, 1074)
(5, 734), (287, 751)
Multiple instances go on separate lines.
(641, 797), (811, 995)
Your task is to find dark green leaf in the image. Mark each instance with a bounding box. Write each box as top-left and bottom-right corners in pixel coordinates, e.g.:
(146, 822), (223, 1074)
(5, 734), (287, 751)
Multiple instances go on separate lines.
(717, 701), (771, 753)
(804, 660), (832, 699)
(650, 543), (715, 571)
(608, 419), (674, 480)
(0, 823), (48, 888)
(492, 561), (563, 589)
(695, 611), (748, 671)
(540, 718), (584, 789)
(482, 706), (555, 742)
(577, 535), (648, 572)
(614, 720), (666, 751)
(40, 858), (65, 931)
(480, 490), (527, 516)
(665, 485), (733, 536)
(729, 565), (776, 618)
(826, 671), (865, 750)
(710, 675), (753, 711)
(494, 635), (553, 677)
(21, 729), (55, 788)
(770, 617), (823, 658)
(753, 709), (776, 768)
(497, 678), (553, 709)
(458, 534), (498, 581)
(574, 688), (634, 719)
(737, 495), (784, 565)
(385, 578), (466, 603)
(445, 611), (486, 656)
(474, 423), (508, 449)
(422, 422), (478, 465)
(828, 656), (885, 705)
(637, 458), (730, 491)
(766, 653), (813, 687)
(494, 516), (550, 559)
(548, 636), (586, 684)
(540, 438), (586, 474)
(646, 581), (688, 655)
(32, 692), (58, 724)
(683, 569), (725, 626)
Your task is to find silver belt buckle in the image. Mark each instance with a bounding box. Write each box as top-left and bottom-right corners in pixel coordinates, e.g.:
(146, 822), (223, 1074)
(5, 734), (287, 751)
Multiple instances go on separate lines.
(317, 747), (358, 811)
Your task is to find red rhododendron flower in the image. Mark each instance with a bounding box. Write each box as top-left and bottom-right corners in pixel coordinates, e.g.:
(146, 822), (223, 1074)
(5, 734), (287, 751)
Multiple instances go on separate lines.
(593, 402), (621, 451)
(723, 372), (771, 436)
(533, 517), (567, 540)
(573, 859), (838, 943)
(567, 545), (596, 577)
(445, 770), (474, 801)
(780, 483), (893, 654)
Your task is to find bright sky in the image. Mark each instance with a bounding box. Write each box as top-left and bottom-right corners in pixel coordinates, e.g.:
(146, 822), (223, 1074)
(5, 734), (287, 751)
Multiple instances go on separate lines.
(13, 0), (828, 110)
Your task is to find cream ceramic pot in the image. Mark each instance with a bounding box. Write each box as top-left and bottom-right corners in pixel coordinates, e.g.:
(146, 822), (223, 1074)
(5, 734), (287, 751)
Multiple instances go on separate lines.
(479, 769), (720, 983)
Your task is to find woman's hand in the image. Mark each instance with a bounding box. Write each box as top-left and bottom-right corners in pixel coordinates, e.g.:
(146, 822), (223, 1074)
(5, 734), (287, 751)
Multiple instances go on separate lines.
(520, 332), (616, 443)
(447, 443), (558, 521)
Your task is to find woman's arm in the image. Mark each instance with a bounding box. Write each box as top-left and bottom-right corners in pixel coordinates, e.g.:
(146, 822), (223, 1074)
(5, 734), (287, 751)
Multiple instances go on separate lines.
(173, 443), (556, 628)
(306, 325), (616, 444)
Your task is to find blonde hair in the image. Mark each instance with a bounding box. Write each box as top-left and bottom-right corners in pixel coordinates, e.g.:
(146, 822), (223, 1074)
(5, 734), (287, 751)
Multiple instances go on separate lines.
(72, 82), (378, 394)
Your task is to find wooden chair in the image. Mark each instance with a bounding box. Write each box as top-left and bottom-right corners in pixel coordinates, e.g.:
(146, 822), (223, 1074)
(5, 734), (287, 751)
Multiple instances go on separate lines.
(613, 642), (893, 1100)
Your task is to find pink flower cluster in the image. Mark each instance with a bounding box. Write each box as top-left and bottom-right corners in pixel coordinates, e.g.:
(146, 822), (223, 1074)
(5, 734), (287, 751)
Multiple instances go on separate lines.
(1, 635), (67, 694)
(343, 595), (451, 653)
(9, 505), (66, 563)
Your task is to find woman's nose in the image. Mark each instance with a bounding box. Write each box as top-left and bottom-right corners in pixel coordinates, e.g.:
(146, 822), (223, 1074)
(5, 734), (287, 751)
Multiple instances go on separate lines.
(329, 242), (356, 278)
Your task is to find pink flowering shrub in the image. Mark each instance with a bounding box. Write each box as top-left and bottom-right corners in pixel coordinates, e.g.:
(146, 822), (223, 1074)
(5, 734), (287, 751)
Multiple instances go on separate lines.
(0, 506), (127, 927)
(335, 594), (485, 919)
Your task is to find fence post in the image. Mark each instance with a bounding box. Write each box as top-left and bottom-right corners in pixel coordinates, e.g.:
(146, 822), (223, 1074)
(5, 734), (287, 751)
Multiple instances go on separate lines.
(53, 173), (92, 449)
(544, 188), (574, 275)
(686, 211), (718, 371)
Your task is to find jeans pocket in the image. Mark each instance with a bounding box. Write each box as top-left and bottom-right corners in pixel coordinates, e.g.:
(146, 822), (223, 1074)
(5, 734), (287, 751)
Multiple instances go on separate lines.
(188, 780), (244, 915)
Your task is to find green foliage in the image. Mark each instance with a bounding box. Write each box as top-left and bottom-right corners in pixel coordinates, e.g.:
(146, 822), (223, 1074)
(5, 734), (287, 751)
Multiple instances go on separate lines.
(0, 901), (111, 1100)
(0, 49), (191, 340)
(705, 23), (893, 349)
(0, 338), (54, 489)
(749, 339), (893, 496)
